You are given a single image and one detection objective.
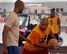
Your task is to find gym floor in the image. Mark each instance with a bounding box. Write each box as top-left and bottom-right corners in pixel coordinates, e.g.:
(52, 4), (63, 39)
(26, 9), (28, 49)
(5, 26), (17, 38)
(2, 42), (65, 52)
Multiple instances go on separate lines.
(0, 32), (67, 54)
(0, 44), (67, 54)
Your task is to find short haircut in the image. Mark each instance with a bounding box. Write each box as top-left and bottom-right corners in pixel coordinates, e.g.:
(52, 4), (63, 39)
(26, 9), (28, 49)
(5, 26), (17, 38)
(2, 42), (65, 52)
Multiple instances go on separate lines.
(50, 8), (55, 11)
(15, 0), (24, 8)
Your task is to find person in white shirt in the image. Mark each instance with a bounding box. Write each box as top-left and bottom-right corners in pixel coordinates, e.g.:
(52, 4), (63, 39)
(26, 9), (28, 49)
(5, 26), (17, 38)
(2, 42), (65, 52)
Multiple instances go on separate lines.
(2, 0), (29, 54)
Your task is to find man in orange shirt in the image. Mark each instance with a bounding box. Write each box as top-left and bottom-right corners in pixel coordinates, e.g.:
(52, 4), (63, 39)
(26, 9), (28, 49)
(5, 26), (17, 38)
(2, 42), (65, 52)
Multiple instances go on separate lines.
(47, 8), (61, 42)
(23, 18), (56, 54)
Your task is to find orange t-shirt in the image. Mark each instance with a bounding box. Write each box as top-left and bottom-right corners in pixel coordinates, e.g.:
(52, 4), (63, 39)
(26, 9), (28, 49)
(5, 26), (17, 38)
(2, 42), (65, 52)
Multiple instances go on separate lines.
(24, 25), (52, 51)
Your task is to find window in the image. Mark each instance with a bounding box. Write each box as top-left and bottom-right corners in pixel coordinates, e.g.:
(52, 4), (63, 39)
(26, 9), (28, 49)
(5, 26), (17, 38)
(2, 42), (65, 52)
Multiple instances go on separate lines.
(60, 8), (63, 13)
(56, 8), (59, 13)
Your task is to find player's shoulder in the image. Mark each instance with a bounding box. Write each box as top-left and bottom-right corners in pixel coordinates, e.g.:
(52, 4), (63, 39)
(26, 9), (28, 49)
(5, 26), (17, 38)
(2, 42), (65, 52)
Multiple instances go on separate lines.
(55, 15), (59, 18)
(47, 16), (50, 18)
(9, 12), (18, 18)
(10, 12), (17, 16)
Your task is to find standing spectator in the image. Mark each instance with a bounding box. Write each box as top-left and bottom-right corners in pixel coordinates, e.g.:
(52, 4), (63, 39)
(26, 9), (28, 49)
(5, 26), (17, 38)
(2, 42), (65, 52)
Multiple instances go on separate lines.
(47, 8), (61, 42)
(2, 0), (29, 54)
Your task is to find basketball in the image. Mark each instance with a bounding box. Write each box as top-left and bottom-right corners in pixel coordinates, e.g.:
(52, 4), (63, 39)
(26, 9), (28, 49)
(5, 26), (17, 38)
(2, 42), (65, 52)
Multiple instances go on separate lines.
(48, 39), (60, 49)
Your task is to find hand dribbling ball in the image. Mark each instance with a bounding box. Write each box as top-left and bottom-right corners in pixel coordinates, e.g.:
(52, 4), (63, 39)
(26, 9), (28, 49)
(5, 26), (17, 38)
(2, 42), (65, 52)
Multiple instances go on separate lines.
(48, 39), (60, 50)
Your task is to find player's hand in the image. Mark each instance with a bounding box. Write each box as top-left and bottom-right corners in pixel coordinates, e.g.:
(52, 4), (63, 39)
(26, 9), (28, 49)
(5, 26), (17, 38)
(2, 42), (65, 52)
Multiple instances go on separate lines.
(3, 47), (8, 54)
(47, 44), (54, 49)
(26, 39), (31, 44)
(48, 43), (60, 50)
(58, 31), (61, 35)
